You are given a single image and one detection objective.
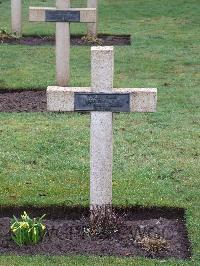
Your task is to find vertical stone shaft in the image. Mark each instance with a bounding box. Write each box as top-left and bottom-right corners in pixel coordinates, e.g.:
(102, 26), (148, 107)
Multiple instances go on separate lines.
(56, 0), (70, 86)
(90, 47), (114, 207)
(11, 0), (22, 37)
(87, 0), (98, 36)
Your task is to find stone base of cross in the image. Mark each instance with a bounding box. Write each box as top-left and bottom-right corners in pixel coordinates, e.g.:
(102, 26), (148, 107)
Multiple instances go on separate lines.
(47, 46), (157, 208)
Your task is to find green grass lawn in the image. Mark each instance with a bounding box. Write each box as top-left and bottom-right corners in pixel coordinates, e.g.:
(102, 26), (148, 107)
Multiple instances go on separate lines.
(0, 0), (199, 265)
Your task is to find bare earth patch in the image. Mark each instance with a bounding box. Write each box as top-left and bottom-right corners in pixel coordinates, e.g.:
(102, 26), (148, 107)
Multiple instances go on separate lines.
(0, 206), (191, 260)
(0, 34), (131, 46)
(0, 90), (46, 112)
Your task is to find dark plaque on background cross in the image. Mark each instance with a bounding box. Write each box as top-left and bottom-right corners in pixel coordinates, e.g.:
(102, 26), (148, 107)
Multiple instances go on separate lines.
(45, 10), (80, 22)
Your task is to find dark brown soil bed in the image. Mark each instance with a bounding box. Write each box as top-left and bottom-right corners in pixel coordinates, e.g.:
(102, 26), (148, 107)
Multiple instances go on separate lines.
(0, 34), (131, 46)
(0, 90), (47, 112)
(0, 206), (191, 259)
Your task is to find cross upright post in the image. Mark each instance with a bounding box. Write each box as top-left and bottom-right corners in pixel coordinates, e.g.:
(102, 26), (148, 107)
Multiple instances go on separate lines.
(56, 0), (70, 86)
(29, 1), (96, 86)
(90, 47), (114, 206)
(11, 0), (22, 37)
(47, 46), (157, 209)
(87, 0), (98, 37)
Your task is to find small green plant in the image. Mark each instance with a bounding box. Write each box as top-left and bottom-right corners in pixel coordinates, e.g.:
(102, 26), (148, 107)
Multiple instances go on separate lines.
(0, 27), (8, 35)
(10, 211), (46, 246)
(0, 27), (19, 42)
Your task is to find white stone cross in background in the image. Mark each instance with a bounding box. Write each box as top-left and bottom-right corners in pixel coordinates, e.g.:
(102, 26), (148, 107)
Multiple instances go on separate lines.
(47, 46), (157, 208)
(29, 0), (96, 86)
(11, 0), (98, 38)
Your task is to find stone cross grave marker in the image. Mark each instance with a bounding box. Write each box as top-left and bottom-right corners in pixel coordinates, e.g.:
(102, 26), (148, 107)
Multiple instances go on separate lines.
(29, 0), (96, 86)
(11, 0), (22, 37)
(47, 46), (157, 208)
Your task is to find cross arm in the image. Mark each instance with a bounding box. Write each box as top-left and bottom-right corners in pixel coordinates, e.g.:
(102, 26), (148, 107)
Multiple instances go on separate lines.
(47, 87), (157, 112)
(29, 7), (96, 23)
